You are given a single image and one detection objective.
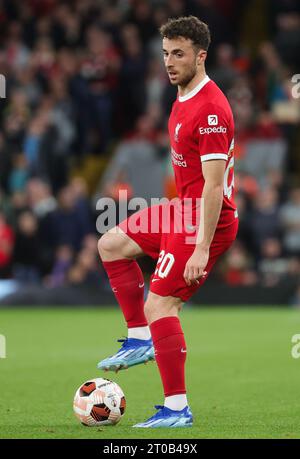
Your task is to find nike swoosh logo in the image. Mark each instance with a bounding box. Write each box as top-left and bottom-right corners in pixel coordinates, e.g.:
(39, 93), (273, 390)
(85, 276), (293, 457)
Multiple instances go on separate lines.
(112, 287), (118, 292)
(181, 348), (187, 353)
(138, 283), (144, 288)
(151, 279), (160, 282)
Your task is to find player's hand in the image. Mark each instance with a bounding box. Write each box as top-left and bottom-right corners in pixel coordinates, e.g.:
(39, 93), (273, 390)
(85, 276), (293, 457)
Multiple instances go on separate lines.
(184, 247), (209, 286)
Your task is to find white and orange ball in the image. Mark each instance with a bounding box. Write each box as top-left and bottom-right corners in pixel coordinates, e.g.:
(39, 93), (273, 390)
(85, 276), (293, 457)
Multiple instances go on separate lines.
(73, 378), (126, 426)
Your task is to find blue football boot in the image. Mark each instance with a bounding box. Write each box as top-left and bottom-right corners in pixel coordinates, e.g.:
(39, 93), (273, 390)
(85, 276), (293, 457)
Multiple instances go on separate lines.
(133, 405), (193, 428)
(97, 337), (155, 372)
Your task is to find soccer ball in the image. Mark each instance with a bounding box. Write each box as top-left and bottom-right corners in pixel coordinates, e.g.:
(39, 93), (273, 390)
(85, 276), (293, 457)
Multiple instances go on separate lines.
(73, 378), (126, 426)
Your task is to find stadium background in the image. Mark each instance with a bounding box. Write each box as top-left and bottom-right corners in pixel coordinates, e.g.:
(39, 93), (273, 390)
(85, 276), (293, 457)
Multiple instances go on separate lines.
(0, 0), (300, 441)
(0, 0), (300, 306)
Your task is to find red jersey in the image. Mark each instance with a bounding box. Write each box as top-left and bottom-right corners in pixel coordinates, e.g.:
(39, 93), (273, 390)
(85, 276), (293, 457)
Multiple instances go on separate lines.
(168, 76), (237, 231)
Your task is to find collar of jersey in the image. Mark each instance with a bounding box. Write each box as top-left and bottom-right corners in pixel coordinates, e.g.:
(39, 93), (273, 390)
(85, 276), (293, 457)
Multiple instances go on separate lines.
(178, 75), (210, 102)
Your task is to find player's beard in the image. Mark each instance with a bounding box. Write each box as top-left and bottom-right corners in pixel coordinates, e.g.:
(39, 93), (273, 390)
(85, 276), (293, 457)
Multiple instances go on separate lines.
(177, 62), (197, 88)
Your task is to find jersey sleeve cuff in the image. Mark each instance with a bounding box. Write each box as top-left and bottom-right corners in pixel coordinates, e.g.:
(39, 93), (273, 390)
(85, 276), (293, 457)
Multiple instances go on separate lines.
(200, 153), (228, 162)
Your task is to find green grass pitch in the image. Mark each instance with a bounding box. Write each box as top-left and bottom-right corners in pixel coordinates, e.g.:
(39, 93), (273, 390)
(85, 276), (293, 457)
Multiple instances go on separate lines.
(0, 306), (299, 439)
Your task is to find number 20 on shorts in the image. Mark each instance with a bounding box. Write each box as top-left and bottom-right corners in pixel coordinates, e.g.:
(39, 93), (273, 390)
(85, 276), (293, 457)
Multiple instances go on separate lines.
(155, 250), (175, 278)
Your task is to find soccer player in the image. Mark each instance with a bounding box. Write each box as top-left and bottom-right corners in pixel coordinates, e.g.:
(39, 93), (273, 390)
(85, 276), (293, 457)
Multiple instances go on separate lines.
(97, 16), (238, 428)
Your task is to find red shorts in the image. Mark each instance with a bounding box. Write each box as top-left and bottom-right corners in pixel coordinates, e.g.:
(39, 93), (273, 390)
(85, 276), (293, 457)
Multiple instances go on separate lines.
(118, 203), (238, 302)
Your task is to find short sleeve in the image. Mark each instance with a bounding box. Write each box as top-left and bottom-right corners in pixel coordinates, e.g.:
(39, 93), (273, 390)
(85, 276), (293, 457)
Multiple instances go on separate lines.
(197, 104), (230, 163)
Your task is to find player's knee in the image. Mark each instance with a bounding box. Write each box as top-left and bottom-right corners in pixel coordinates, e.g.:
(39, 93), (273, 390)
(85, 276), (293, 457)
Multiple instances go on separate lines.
(144, 301), (152, 322)
(144, 300), (158, 324)
(144, 294), (180, 324)
(144, 293), (161, 313)
(98, 232), (119, 258)
(144, 295), (174, 324)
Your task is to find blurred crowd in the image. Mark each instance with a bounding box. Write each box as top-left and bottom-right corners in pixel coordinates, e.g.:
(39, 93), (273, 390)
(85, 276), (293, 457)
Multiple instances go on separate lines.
(0, 0), (300, 304)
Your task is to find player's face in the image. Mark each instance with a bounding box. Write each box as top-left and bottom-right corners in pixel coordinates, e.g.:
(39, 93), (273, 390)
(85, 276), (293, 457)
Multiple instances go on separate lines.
(162, 37), (205, 87)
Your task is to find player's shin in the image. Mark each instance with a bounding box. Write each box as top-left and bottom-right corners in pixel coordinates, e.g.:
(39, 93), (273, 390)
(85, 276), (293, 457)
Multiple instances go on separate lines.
(102, 259), (150, 337)
(150, 316), (188, 410)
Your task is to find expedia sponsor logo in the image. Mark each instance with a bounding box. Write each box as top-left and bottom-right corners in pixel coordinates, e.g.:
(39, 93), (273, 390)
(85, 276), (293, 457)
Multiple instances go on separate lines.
(199, 126), (227, 134)
(208, 115), (218, 125)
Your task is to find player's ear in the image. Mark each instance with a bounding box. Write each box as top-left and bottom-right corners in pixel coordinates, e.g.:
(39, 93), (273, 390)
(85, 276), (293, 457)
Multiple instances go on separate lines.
(196, 49), (207, 66)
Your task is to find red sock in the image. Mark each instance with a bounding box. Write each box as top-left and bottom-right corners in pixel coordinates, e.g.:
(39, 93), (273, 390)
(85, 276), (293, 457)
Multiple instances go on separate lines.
(150, 316), (186, 397)
(102, 259), (147, 328)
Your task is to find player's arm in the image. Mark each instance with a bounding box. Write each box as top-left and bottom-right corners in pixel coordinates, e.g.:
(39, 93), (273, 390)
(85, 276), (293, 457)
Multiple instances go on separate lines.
(196, 159), (225, 246)
(183, 159), (225, 286)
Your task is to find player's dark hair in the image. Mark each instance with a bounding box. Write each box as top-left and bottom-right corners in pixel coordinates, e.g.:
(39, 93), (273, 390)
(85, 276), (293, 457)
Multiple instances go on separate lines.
(160, 16), (211, 52)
